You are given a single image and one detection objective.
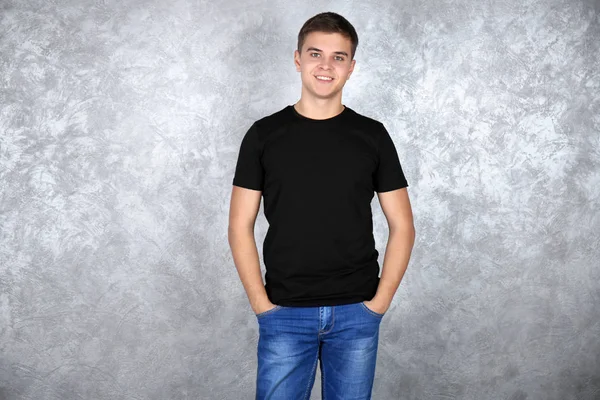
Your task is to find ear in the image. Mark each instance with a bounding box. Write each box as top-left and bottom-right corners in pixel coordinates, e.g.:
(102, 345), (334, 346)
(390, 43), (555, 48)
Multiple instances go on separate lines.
(294, 50), (301, 72)
(347, 58), (356, 79)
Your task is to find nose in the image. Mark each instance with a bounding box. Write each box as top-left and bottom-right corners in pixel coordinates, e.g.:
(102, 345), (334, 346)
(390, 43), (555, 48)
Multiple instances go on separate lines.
(319, 58), (333, 69)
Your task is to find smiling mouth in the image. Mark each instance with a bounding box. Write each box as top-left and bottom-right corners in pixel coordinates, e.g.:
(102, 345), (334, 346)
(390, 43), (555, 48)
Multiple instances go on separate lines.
(315, 75), (334, 82)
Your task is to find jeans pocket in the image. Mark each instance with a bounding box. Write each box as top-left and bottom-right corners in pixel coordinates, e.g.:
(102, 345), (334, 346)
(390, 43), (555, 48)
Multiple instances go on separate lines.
(359, 302), (385, 318)
(255, 305), (283, 319)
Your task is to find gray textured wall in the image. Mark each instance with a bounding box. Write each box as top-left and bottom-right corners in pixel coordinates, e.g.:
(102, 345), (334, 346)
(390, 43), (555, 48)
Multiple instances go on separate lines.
(1, 0), (599, 399)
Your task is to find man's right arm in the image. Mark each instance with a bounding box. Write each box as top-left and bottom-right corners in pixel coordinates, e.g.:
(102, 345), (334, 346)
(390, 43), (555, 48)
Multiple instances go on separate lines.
(228, 185), (275, 315)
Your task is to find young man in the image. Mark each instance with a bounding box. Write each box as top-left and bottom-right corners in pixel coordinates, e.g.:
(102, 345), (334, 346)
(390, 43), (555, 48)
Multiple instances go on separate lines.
(228, 12), (415, 400)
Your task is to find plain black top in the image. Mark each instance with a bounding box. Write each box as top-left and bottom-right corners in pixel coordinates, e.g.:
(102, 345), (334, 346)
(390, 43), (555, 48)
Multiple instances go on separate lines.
(232, 104), (408, 306)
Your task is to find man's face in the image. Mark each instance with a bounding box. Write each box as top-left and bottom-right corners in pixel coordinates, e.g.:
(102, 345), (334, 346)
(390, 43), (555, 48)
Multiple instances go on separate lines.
(294, 31), (356, 100)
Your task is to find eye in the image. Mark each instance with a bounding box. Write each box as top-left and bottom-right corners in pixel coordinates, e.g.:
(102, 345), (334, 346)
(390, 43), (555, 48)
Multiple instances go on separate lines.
(335, 56), (344, 61)
(310, 52), (320, 57)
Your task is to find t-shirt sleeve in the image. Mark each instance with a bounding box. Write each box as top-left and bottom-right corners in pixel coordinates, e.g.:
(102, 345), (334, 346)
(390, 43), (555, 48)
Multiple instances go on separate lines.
(232, 123), (264, 191)
(374, 122), (409, 193)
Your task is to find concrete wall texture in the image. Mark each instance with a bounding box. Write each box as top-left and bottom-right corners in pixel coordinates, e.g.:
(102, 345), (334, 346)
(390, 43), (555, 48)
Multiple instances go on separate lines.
(1, 0), (599, 399)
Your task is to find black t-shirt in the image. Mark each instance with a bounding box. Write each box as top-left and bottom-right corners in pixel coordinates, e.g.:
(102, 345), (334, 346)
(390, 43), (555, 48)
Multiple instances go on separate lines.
(232, 104), (408, 307)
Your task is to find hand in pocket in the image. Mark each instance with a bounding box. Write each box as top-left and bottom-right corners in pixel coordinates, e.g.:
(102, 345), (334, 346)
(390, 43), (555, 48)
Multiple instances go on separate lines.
(253, 302), (278, 315)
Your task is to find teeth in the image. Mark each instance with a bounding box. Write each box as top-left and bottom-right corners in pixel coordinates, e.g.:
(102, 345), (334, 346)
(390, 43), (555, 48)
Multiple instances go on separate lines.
(316, 76), (333, 80)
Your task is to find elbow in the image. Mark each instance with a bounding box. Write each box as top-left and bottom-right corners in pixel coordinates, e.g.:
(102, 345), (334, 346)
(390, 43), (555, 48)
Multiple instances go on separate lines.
(390, 222), (415, 239)
(404, 225), (416, 242)
(228, 223), (254, 243)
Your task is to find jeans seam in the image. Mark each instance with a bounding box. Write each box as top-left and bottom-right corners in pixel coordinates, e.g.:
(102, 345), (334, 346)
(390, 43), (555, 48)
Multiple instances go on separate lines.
(321, 350), (327, 400)
(303, 345), (319, 400)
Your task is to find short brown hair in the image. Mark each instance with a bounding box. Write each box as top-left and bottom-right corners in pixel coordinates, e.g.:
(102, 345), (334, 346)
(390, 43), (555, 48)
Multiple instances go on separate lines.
(297, 12), (359, 60)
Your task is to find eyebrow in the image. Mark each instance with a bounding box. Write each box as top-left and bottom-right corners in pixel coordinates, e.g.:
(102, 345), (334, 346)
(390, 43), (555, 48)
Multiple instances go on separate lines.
(306, 47), (349, 57)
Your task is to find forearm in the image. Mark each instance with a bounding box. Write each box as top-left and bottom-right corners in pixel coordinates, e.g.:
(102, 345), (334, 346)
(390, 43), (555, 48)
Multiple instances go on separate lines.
(228, 227), (271, 311)
(374, 226), (416, 305)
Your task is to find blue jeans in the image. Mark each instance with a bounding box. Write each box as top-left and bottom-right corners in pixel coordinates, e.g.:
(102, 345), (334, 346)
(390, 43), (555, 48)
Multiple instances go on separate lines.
(255, 301), (384, 400)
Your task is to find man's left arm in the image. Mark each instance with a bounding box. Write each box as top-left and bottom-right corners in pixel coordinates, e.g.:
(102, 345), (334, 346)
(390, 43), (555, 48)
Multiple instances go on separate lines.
(364, 187), (415, 314)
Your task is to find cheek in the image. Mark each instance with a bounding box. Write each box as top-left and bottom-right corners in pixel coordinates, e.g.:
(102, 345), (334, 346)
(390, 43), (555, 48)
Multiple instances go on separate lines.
(336, 69), (348, 79)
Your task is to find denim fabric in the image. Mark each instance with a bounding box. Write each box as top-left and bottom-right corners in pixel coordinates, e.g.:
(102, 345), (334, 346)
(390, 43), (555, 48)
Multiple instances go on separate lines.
(255, 302), (384, 400)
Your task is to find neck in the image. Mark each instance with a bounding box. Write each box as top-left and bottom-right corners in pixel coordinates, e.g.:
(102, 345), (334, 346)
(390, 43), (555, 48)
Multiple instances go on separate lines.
(294, 97), (345, 120)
